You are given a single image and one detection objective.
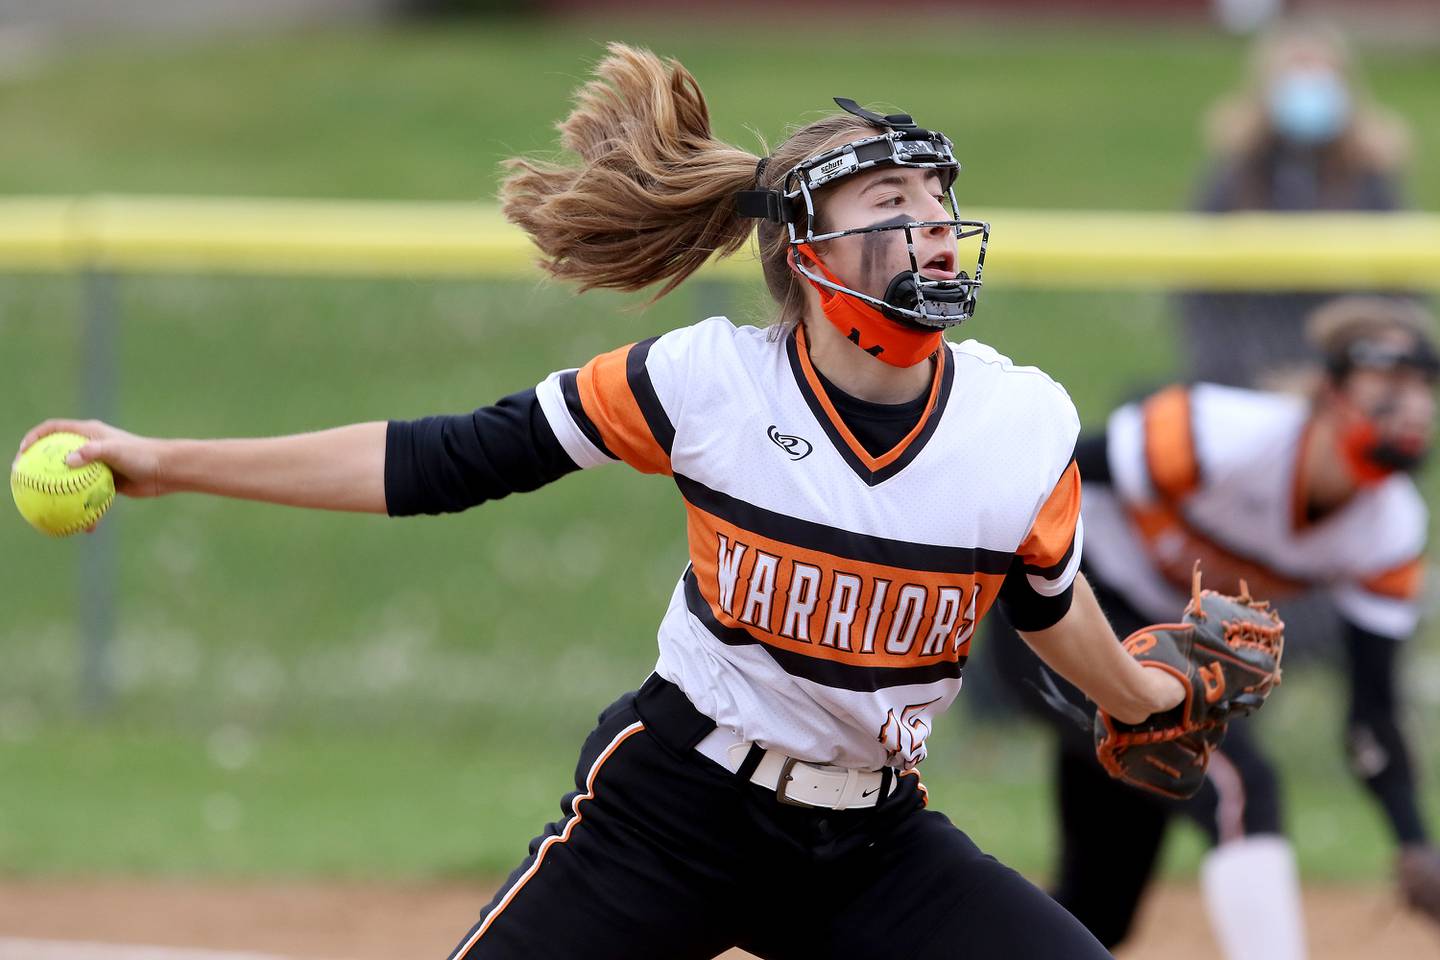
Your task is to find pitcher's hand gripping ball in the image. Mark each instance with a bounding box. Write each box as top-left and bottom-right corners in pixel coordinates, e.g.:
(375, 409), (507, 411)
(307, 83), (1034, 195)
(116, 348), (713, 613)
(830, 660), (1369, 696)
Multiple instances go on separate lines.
(10, 431), (115, 537)
(1095, 566), (1285, 799)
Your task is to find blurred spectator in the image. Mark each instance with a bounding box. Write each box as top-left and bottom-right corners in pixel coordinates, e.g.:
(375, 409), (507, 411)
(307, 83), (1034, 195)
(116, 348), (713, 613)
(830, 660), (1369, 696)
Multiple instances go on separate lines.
(1179, 19), (1415, 387)
(1212, 0), (1282, 35)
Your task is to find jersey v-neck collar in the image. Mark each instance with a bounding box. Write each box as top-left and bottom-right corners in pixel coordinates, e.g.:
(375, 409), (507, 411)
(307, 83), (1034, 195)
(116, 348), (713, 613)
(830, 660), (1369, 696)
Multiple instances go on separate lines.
(786, 323), (954, 487)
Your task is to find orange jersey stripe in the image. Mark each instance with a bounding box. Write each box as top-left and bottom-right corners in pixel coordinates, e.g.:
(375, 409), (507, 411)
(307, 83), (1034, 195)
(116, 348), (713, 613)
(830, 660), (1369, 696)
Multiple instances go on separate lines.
(1361, 556), (1425, 600)
(1143, 385), (1200, 501)
(685, 500), (1002, 667)
(576, 344), (671, 475)
(1129, 502), (1308, 600)
(1018, 460), (1081, 570)
(793, 324), (942, 472)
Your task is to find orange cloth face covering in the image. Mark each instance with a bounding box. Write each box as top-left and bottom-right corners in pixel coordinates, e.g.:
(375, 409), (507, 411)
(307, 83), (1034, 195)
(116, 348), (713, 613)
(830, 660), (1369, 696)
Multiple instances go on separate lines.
(1338, 414), (1427, 485)
(791, 244), (942, 368)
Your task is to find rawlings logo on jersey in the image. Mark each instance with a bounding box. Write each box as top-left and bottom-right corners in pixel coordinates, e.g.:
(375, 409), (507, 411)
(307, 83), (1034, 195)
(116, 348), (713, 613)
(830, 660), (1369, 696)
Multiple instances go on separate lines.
(767, 425), (813, 461)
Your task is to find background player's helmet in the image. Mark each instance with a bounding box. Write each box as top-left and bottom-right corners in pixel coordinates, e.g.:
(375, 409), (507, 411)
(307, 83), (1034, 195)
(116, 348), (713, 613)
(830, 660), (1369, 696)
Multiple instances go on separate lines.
(737, 98), (990, 328)
(1326, 323), (1440, 477)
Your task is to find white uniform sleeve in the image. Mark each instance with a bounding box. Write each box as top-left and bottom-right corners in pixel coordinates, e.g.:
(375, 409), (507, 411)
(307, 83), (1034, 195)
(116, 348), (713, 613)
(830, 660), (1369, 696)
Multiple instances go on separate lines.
(531, 321), (714, 476)
(1106, 401), (1152, 504)
(1332, 485), (1428, 640)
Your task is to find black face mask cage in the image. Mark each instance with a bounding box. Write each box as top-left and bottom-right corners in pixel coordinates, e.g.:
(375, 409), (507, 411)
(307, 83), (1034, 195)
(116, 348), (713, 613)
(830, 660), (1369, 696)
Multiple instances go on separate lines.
(790, 206), (991, 330)
(1324, 335), (1439, 475)
(734, 98), (990, 329)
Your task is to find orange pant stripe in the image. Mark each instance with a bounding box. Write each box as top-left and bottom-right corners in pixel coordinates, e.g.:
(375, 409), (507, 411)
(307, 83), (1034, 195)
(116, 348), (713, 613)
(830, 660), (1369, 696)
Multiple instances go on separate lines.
(453, 721), (646, 955)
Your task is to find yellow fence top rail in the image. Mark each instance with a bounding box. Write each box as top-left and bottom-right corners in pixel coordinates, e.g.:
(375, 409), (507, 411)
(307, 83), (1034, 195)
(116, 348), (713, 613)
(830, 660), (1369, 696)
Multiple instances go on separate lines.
(1, 195), (1438, 291)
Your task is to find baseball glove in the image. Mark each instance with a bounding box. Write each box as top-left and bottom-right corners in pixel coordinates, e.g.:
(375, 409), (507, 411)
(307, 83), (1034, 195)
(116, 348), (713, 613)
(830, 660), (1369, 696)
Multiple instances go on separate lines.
(1094, 566), (1285, 799)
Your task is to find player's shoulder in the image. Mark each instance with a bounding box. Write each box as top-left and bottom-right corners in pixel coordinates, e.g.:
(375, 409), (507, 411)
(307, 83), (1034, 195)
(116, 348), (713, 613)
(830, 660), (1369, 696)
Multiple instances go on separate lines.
(947, 338), (1069, 393)
(1189, 382), (1305, 426)
(645, 315), (747, 369)
(948, 338), (1079, 425)
(1184, 383), (1307, 468)
(651, 315), (771, 362)
(642, 317), (777, 412)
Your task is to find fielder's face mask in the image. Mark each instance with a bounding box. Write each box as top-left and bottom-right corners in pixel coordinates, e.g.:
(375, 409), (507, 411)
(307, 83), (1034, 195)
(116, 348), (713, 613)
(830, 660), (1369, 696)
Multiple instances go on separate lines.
(738, 98), (990, 336)
(1325, 336), (1440, 383)
(1327, 333), (1440, 480)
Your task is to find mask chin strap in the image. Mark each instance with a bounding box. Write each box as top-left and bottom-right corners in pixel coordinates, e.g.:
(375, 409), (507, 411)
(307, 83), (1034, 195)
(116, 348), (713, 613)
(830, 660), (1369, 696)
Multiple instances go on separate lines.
(882, 270), (976, 327)
(1338, 417), (1393, 486)
(791, 244), (943, 368)
(1336, 395), (1429, 484)
(1367, 440), (1428, 474)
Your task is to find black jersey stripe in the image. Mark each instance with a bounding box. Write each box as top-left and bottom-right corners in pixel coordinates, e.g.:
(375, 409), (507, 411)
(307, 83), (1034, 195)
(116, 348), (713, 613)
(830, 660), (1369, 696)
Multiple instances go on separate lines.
(559, 369), (619, 461)
(674, 473), (1013, 576)
(626, 336), (676, 455)
(683, 568), (966, 692)
(1023, 527), (1077, 581)
(787, 331), (872, 483)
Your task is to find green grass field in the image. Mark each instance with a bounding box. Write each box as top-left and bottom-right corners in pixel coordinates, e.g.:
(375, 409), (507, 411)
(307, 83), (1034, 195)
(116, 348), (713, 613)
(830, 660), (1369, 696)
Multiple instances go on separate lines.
(3, 21), (1439, 207)
(2, 20), (1439, 884)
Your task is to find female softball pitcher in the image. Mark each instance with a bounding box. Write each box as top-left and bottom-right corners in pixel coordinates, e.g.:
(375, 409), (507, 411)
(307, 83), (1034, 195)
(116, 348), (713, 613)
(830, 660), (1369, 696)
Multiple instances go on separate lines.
(17, 45), (1190, 959)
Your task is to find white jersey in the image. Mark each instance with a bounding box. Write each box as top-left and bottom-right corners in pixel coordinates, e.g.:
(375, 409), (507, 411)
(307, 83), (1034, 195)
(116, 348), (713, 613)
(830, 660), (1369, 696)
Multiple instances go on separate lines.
(534, 317), (1081, 770)
(1087, 382), (1426, 640)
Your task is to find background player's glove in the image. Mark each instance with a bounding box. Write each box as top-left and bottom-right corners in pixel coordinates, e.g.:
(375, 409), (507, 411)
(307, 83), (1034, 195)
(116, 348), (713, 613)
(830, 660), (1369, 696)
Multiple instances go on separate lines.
(1094, 567), (1285, 799)
(1398, 844), (1440, 927)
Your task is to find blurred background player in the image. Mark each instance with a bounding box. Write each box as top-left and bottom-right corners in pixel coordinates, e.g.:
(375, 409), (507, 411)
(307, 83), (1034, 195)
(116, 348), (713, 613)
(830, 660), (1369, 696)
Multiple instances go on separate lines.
(986, 296), (1440, 960)
(1178, 19), (1416, 388)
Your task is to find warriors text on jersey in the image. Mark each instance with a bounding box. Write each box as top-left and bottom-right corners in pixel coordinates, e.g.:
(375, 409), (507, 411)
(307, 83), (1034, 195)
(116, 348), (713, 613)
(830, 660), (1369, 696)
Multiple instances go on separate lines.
(1086, 383), (1426, 639)
(534, 318), (1081, 770)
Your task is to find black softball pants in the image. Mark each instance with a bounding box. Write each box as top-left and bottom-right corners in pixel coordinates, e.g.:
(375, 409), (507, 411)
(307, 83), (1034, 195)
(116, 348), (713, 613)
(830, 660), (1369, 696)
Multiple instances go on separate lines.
(986, 569), (1284, 949)
(445, 675), (1112, 959)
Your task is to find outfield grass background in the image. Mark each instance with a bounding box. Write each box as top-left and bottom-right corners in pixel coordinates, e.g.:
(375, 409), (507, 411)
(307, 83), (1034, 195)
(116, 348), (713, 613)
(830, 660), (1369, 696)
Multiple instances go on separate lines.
(2, 20), (1438, 884)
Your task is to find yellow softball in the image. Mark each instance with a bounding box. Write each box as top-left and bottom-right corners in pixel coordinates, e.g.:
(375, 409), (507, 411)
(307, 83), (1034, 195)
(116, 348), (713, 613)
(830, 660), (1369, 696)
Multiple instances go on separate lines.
(10, 431), (116, 537)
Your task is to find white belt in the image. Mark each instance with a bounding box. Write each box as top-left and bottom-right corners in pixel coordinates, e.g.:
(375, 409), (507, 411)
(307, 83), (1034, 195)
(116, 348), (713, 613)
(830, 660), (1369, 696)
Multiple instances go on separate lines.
(694, 726), (895, 811)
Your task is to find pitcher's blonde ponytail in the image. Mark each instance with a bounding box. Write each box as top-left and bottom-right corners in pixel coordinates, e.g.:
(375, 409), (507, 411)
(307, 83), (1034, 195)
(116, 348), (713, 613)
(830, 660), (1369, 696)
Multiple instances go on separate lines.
(502, 43), (881, 316)
(501, 43), (760, 299)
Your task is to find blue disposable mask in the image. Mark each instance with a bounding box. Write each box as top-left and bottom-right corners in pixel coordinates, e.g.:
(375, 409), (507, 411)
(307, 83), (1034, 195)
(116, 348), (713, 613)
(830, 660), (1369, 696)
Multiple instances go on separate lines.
(1267, 68), (1351, 145)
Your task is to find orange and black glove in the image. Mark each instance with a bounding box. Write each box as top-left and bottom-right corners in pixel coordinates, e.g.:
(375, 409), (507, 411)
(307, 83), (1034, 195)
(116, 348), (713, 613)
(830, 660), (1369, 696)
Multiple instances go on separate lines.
(1094, 569), (1285, 799)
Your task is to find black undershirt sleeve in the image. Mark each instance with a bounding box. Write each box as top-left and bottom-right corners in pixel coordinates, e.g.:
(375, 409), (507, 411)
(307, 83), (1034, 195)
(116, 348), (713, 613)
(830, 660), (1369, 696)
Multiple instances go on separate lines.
(1072, 430), (1111, 485)
(1344, 619), (1429, 844)
(384, 387), (580, 517)
(997, 557), (1076, 633)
